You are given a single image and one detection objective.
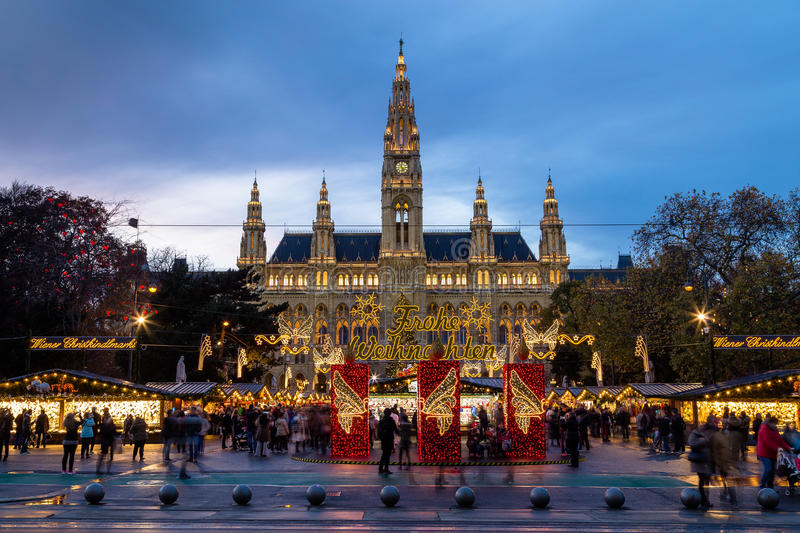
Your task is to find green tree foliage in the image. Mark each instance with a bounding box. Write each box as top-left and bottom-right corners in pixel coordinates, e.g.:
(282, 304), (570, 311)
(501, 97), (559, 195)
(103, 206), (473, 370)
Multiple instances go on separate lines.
(0, 182), (137, 377)
(551, 186), (799, 385)
(138, 258), (285, 383)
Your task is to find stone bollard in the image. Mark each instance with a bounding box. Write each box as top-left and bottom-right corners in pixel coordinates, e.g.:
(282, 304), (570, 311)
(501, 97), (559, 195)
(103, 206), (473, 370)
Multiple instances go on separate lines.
(380, 485), (400, 507)
(454, 486), (475, 508)
(159, 484), (179, 505)
(306, 484), (326, 506)
(679, 488), (701, 510)
(530, 487), (550, 509)
(84, 483), (105, 505)
(232, 484), (252, 505)
(604, 487), (625, 509)
(757, 488), (779, 510)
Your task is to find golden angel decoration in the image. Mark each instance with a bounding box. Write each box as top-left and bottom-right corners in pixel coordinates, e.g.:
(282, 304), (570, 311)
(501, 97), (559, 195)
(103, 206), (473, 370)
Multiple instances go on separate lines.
(332, 370), (368, 434)
(419, 367), (458, 436)
(509, 370), (544, 434)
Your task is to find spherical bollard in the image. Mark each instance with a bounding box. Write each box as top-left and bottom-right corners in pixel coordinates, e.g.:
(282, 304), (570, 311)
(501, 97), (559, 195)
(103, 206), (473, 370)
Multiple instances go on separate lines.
(604, 487), (625, 509)
(530, 487), (550, 509)
(757, 488), (779, 510)
(306, 484), (326, 506)
(380, 485), (400, 507)
(680, 488), (701, 510)
(454, 486), (476, 508)
(232, 484), (252, 506)
(84, 483), (105, 505)
(158, 484), (179, 505)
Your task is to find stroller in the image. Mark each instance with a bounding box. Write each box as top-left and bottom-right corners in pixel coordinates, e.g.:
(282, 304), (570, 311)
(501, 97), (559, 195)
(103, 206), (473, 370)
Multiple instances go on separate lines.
(776, 448), (800, 496)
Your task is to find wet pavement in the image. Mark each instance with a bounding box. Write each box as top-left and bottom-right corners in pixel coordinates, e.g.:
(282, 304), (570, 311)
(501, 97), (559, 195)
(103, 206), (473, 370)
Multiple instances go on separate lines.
(1, 437), (798, 531)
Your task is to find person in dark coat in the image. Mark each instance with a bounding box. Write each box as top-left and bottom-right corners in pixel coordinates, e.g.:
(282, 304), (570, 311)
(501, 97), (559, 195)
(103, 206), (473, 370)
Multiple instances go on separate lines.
(377, 408), (398, 474)
(35, 410), (50, 448)
(478, 406), (489, 439)
(671, 408), (686, 453)
(0, 409), (13, 461)
(658, 411), (671, 453)
(577, 409), (590, 451)
(688, 416), (716, 508)
(397, 412), (412, 469)
(130, 416), (148, 461)
(95, 414), (117, 474)
(565, 412), (580, 467)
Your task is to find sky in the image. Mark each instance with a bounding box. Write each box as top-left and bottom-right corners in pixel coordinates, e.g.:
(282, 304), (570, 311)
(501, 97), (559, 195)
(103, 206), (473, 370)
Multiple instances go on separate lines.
(1, 1), (798, 269)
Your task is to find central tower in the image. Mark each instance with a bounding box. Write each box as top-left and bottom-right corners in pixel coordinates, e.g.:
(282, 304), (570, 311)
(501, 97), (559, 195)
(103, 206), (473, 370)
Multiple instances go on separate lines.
(380, 39), (424, 260)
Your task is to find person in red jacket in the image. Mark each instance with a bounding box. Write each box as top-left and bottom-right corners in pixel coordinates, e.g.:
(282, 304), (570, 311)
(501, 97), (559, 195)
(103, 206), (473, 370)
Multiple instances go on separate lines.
(756, 417), (791, 489)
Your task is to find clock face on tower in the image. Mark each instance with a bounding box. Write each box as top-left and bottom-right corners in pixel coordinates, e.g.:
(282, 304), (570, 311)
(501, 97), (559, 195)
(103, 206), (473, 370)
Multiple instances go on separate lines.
(395, 161), (408, 174)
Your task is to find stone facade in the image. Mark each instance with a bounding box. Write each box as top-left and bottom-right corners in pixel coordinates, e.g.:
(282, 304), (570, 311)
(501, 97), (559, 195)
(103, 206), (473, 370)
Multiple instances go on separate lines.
(238, 42), (569, 389)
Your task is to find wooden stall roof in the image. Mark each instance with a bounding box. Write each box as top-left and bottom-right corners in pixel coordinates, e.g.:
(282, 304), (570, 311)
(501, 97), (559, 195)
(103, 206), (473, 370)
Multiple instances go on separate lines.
(5, 369), (172, 396)
(617, 383), (702, 399)
(220, 383), (270, 399)
(146, 382), (219, 397)
(672, 369), (800, 400)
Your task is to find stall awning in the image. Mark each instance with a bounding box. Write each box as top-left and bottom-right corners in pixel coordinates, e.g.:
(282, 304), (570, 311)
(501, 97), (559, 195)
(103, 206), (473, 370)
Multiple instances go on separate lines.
(4, 369), (172, 397)
(146, 382), (219, 397)
(672, 369), (800, 400)
(617, 383), (702, 400)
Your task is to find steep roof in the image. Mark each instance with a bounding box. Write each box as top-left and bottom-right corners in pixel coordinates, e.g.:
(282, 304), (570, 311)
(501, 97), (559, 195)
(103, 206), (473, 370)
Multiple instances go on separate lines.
(569, 254), (632, 284)
(145, 382), (219, 396)
(269, 231), (537, 264)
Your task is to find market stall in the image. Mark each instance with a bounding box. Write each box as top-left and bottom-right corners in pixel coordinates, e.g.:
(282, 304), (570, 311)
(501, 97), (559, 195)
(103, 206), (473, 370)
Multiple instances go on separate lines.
(2, 369), (175, 430)
(614, 383), (701, 417)
(674, 369), (800, 428)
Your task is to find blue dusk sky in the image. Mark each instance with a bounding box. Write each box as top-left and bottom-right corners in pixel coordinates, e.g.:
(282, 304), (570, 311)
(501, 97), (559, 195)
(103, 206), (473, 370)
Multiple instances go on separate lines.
(1, 1), (798, 269)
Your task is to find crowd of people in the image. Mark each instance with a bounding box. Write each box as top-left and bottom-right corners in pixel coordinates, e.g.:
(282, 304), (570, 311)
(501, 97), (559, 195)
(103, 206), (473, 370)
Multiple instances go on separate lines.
(3, 399), (800, 498)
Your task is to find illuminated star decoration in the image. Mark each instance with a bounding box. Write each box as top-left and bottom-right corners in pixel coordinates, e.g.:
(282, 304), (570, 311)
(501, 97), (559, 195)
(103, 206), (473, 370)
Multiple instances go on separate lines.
(198, 334), (212, 371)
(460, 296), (492, 331)
(420, 367), (458, 435)
(509, 370), (544, 434)
(332, 370), (368, 433)
(313, 334), (344, 373)
(350, 293), (384, 325)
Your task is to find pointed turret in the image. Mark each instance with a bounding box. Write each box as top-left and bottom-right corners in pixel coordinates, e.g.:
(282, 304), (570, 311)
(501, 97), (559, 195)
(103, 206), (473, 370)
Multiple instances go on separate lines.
(311, 173), (335, 263)
(380, 39), (425, 261)
(237, 176), (267, 269)
(469, 176), (494, 261)
(538, 170), (569, 285)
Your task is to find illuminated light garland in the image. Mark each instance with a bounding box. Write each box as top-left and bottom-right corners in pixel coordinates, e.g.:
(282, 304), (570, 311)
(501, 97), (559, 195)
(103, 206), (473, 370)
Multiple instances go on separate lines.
(64, 399), (161, 426)
(278, 314), (313, 347)
(236, 348), (248, 378)
(417, 360), (461, 463)
(313, 335), (344, 373)
(503, 364), (546, 458)
(635, 335), (651, 373)
(254, 334), (284, 346)
(684, 400), (799, 427)
(198, 334), (212, 371)
(591, 351), (603, 385)
(0, 400), (61, 429)
(330, 363), (369, 458)
(461, 361), (482, 378)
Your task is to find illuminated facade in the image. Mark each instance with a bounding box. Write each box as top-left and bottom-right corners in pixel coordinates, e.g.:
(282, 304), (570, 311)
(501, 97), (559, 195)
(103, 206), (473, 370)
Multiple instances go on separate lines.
(239, 42), (569, 386)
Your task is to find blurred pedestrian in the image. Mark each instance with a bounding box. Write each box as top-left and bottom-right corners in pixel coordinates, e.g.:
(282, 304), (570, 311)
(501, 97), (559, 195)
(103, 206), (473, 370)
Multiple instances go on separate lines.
(80, 412), (94, 459)
(398, 411), (412, 469)
(61, 412), (80, 474)
(95, 413), (117, 475)
(757, 416), (791, 489)
(34, 409), (49, 448)
(130, 416), (147, 461)
(565, 411), (580, 468)
(0, 408), (12, 462)
(688, 415), (716, 508)
(378, 408), (398, 474)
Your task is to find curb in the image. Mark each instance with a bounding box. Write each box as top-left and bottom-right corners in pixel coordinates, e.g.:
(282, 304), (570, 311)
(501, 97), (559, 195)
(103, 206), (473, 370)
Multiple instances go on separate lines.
(291, 456), (585, 466)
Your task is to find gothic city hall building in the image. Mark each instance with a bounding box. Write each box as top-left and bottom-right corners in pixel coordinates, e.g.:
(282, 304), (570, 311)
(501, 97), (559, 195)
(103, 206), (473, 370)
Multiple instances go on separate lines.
(237, 43), (570, 388)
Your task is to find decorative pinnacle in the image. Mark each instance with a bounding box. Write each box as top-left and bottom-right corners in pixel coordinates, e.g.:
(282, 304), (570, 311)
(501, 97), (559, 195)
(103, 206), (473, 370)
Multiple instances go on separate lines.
(253, 169), (257, 186)
(547, 167), (552, 184)
(399, 36), (404, 56)
(322, 168), (326, 185)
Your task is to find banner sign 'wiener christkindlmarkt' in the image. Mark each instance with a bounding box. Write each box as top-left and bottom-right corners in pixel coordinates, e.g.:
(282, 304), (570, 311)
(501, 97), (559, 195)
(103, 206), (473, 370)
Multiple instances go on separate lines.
(713, 335), (800, 350)
(29, 336), (138, 350)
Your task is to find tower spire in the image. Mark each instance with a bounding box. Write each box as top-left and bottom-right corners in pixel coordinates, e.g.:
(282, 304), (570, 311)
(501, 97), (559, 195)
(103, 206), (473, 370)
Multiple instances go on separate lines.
(470, 175), (494, 261)
(539, 172), (569, 285)
(238, 177), (267, 269)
